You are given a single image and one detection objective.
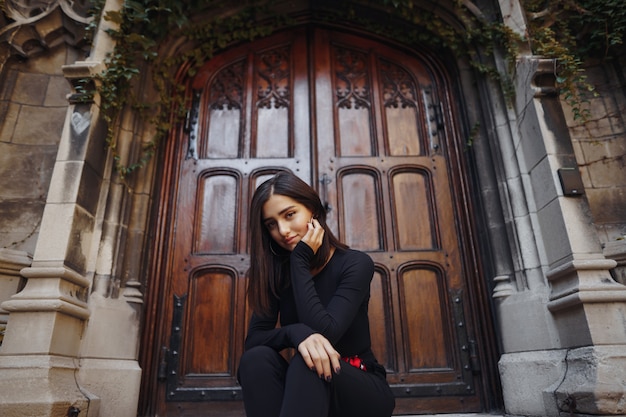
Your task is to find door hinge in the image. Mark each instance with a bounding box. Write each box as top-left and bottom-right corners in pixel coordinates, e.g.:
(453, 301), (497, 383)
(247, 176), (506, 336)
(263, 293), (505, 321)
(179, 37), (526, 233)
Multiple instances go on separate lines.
(185, 90), (201, 160)
(469, 339), (481, 373)
(319, 173), (332, 212)
(158, 345), (169, 381)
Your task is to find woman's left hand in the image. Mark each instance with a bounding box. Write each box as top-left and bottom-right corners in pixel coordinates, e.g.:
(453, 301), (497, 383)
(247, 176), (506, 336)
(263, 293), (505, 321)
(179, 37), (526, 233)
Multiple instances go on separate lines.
(297, 333), (341, 381)
(301, 218), (324, 254)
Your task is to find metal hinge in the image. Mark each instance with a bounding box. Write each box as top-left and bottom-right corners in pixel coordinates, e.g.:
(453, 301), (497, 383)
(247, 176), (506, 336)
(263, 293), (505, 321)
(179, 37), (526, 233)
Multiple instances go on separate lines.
(158, 346), (169, 381)
(185, 90), (201, 160)
(469, 339), (481, 373)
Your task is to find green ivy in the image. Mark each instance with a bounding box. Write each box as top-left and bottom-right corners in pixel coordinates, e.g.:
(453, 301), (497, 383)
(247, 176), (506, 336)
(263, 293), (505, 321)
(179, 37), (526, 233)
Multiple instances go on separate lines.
(523, 0), (626, 120)
(83, 0), (626, 176)
(84, 0), (520, 177)
(89, 1), (286, 178)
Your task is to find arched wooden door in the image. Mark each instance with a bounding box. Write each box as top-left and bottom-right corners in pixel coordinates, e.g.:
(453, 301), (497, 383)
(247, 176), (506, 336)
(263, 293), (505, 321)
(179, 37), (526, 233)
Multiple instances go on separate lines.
(150, 27), (489, 416)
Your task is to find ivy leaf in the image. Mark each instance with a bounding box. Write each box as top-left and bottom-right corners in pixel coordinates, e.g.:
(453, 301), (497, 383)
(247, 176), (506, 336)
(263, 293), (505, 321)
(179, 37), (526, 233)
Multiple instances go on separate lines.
(104, 10), (124, 24)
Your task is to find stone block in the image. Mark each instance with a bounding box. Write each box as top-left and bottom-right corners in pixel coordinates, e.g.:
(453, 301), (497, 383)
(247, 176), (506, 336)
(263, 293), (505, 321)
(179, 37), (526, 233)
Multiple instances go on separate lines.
(81, 294), (141, 360)
(47, 161), (102, 216)
(12, 105), (66, 146)
(76, 163), (103, 216)
(0, 69), (18, 100)
(65, 206), (95, 274)
(0, 355), (100, 417)
(34, 203), (95, 274)
(46, 161), (83, 204)
(586, 188), (626, 224)
(1, 310), (84, 356)
(528, 155), (556, 212)
(0, 201), (44, 251)
(23, 45), (70, 76)
(55, 104), (108, 178)
(581, 138), (626, 189)
(499, 349), (567, 417)
(32, 203), (76, 262)
(560, 198), (605, 255)
(555, 345), (626, 415)
(496, 290), (560, 352)
(536, 199), (570, 264)
(0, 143), (57, 199)
(12, 72), (49, 106)
(44, 75), (71, 107)
(78, 358), (140, 417)
(0, 102), (19, 141)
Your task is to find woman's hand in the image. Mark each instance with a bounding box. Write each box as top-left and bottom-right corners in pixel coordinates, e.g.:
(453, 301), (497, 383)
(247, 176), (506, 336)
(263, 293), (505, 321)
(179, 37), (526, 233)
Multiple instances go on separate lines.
(297, 333), (341, 381)
(301, 218), (324, 254)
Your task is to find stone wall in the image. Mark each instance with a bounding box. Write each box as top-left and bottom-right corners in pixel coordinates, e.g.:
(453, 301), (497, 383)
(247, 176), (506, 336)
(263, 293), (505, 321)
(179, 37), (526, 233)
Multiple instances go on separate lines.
(562, 50), (626, 286)
(0, 46), (78, 254)
(565, 52), (626, 244)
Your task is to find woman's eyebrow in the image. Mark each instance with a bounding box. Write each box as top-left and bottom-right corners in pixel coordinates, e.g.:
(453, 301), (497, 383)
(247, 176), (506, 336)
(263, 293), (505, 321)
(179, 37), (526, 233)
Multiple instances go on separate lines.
(263, 205), (296, 223)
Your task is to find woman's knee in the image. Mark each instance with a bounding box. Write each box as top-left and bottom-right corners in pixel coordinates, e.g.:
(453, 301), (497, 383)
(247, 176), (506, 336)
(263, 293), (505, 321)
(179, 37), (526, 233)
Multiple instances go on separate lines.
(238, 346), (286, 382)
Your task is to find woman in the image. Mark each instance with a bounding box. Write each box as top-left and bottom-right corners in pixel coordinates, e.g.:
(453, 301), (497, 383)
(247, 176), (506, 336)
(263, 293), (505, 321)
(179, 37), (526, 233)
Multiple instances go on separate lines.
(238, 171), (395, 417)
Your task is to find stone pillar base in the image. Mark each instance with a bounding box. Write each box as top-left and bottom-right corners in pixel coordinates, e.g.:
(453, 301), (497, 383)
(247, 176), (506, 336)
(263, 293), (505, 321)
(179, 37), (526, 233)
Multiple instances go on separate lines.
(555, 345), (626, 415)
(0, 355), (100, 417)
(500, 347), (626, 417)
(499, 350), (566, 417)
(78, 358), (142, 417)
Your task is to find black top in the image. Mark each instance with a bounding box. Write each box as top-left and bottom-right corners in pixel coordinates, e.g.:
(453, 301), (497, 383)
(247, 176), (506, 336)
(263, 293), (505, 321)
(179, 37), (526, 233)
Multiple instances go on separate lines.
(244, 241), (377, 364)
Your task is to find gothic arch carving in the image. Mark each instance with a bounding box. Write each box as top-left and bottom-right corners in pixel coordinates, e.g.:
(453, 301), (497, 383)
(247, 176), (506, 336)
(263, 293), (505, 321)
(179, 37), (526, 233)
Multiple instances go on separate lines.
(0, 0), (90, 69)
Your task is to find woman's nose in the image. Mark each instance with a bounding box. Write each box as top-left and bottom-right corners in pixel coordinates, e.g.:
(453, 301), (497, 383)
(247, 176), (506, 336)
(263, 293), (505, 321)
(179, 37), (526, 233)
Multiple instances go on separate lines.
(277, 221), (289, 236)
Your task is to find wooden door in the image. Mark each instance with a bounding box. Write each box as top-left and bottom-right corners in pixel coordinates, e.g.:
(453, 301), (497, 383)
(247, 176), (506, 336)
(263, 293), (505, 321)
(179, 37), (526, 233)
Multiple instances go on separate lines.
(149, 27), (486, 416)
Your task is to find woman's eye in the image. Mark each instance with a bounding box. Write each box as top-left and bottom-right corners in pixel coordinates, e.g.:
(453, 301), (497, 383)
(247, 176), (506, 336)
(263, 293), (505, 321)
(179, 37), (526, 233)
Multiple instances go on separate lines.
(266, 222), (276, 230)
(286, 211), (295, 219)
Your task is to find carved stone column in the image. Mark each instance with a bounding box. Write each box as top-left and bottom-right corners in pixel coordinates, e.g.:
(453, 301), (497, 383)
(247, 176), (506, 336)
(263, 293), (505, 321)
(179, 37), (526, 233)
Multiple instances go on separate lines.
(0, 1), (102, 416)
(525, 56), (626, 416)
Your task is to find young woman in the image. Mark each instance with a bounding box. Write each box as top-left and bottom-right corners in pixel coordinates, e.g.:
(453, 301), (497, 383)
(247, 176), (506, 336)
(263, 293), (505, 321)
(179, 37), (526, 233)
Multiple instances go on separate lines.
(238, 171), (395, 417)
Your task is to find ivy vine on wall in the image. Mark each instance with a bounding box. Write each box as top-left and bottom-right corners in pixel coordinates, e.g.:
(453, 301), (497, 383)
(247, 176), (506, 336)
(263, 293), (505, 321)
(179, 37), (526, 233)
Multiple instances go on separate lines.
(82, 0), (287, 178)
(523, 0), (626, 120)
(81, 0), (626, 177)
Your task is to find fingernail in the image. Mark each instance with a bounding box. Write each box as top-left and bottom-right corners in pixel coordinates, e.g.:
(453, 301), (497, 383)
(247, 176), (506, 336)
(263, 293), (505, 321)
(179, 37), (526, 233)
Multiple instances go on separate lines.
(335, 367), (341, 374)
(326, 375), (332, 382)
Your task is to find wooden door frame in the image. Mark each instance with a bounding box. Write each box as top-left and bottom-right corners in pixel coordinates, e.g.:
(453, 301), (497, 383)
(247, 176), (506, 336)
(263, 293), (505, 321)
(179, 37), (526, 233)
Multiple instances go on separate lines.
(137, 20), (503, 416)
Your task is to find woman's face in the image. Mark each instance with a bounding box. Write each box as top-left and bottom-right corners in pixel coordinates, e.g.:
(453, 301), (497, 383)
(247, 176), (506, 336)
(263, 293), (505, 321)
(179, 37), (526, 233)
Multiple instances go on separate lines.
(262, 194), (314, 252)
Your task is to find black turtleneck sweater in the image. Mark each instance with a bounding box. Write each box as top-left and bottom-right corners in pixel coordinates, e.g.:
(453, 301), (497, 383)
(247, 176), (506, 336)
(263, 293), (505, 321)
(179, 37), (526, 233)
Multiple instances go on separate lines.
(244, 241), (377, 364)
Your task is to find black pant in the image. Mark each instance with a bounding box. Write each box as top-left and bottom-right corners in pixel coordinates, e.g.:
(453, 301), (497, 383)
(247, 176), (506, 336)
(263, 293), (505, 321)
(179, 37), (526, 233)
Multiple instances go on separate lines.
(238, 346), (395, 417)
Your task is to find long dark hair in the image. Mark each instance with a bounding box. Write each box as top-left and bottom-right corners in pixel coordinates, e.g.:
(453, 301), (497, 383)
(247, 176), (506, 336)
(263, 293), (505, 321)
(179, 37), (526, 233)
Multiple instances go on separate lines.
(247, 171), (347, 316)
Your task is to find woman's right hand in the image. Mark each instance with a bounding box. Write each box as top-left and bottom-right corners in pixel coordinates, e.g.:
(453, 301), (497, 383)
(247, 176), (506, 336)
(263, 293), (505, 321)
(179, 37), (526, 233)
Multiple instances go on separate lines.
(301, 218), (324, 254)
(297, 333), (341, 381)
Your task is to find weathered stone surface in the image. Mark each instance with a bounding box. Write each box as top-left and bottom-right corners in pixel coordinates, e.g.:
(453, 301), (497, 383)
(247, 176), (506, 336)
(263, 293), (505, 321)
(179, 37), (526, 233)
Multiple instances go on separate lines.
(47, 161), (102, 216)
(581, 138), (626, 189)
(0, 201), (44, 251)
(78, 357), (140, 417)
(555, 346), (626, 415)
(12, 72), (49, 106)
(22, 44), (71, 76)
(499, 350), (567, 417)
(0, 102), (19, 141)
(0, 143), (57, 199)
(43, 74), (71, 107)
(12, 105), (66, 145)
(0, 355), (99, 417)
(586, 188), (626, 224)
